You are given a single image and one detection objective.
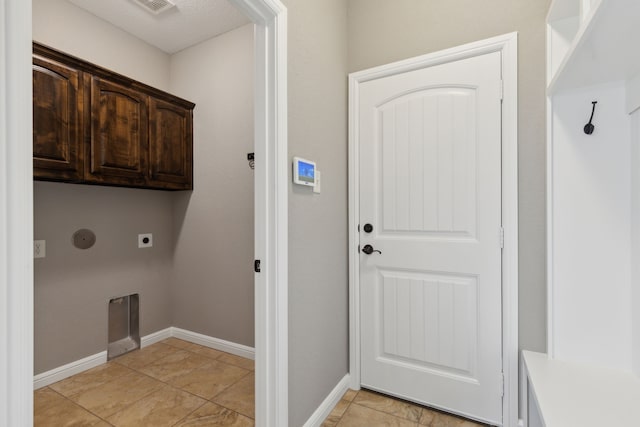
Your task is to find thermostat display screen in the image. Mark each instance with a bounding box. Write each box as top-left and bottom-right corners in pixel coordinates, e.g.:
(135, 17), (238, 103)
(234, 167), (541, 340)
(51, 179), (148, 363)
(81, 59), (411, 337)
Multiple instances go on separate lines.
(293, 157), (316, 187)
(298, 161), (314, 183)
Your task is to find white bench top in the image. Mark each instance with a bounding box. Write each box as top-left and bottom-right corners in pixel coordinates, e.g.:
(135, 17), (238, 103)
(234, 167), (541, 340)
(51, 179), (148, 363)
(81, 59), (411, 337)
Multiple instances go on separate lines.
(523, 351), (640, 427)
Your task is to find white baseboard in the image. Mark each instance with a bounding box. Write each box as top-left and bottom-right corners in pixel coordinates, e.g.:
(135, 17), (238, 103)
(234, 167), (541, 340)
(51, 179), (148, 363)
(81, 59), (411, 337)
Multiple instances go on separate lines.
(34, 327), (253, 389)
(141, 328), (172, 347)
(303, 374), (351, 427)
(171, 327), (255, 360)
(34, 351), (107, 390)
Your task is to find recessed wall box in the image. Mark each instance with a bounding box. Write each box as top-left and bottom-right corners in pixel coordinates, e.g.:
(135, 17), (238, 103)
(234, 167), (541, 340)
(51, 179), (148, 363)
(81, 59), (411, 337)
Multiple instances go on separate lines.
(293, 157), (316, 187)
(107, 294), (140, 360)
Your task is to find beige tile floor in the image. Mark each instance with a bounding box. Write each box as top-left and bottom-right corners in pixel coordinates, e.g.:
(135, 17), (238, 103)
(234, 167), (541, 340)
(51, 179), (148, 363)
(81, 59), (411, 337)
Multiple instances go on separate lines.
(34, 338), (255, 426)
(35, 337), (488, 427)
(321, 389), (490, 427)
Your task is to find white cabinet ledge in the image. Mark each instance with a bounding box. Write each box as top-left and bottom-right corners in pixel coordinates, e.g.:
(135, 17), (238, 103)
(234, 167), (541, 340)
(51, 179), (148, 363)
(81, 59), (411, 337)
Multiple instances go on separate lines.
(523, 351), (640, 426)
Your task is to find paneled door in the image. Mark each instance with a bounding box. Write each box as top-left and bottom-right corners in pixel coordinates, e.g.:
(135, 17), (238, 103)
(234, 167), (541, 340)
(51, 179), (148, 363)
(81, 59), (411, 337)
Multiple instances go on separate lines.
(358, 51), (503, 424)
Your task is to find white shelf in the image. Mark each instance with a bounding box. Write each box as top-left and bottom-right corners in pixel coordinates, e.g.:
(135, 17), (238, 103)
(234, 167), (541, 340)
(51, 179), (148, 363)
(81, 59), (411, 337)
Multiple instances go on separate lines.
(524, 351), (640, 427)
(547, 0), (640, 94)
(546, 0), (580, 22)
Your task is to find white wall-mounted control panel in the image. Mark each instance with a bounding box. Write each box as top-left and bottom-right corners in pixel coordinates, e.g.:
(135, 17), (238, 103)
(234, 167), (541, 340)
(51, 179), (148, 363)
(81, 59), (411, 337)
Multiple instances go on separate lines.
(293, 157), (316, 187)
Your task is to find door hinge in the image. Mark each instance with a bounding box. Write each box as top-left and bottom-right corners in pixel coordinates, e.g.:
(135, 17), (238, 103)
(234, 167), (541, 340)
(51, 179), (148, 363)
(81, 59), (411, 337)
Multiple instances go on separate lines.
(500, 79), (504, 102)
(254, 259), (261, 273)
(499, 226), (504, 249)
(500, 372), (504, 397)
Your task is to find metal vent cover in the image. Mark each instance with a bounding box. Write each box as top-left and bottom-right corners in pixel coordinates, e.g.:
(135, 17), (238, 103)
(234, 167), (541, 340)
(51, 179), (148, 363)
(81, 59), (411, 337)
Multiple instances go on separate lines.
(72, 228), (96, 250)
(131, 0), (176, 15)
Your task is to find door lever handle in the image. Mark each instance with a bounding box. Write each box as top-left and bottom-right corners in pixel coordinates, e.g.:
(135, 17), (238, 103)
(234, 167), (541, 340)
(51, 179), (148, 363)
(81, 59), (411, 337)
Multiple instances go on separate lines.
(361, 244), (382, 255)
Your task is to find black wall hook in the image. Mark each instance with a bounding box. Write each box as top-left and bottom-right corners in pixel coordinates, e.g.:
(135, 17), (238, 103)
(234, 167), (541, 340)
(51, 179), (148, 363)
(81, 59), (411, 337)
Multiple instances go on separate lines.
(584, 101), (598, 135)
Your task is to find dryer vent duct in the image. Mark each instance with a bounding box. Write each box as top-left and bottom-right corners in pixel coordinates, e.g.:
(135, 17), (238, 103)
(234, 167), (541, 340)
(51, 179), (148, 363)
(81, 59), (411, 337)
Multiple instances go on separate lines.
(132, 0), (176, 15)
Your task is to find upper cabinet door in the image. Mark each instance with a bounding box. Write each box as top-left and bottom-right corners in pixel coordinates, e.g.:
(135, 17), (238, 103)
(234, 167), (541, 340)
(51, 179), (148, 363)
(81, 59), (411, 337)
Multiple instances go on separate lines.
(32, 42), (195, 190)
(148, 97), (193, 190)
(87, 76), (149, 186)
(32, 56), (84, 181)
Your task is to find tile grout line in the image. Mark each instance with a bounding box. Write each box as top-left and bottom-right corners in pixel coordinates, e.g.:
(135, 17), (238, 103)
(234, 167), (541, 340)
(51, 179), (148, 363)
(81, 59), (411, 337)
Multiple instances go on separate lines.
(45, 386), (115, 426)
(322, 390), (356, 427)
(169, 399), (209, 427)
(324, 390), (436, 427)
(130, 339), (256, 423)
(38, 339), (256, 426)
(45, 364), (134, 425)
(349, 400), (422, 424)
(161, 338), (255, 371)
(158, 339), (256, 419)
(334, 400), (351, 426)
(110, 343), (252, 417)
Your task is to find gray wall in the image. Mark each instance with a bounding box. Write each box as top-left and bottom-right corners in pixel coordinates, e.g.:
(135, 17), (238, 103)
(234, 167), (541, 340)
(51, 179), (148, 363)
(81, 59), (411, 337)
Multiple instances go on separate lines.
(33, 0), (255, 372)
(32, 0), (549, 422)
(33, 0), (174, 374)
(347, 0), (550, 354)
(33, 0), (171, 91)
(169, 24), (255, 346)
(34, 183), (174, 373)
(283, 0), (349, 425)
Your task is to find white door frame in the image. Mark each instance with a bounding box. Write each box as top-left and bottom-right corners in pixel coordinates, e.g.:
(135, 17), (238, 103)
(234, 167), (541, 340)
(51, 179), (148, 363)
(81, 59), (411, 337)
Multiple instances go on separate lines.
(0, 0), (289, 425)
(0, 1), (35, 426)
(348, 32), (519, 427)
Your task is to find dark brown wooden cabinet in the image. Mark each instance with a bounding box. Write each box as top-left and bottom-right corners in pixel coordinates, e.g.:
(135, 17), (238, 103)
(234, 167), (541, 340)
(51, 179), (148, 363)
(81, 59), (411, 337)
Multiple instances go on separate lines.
(32, 43), (195, 190)
(87, 76), (149, 186)
(148, 98), (193, 189)
(32, 55), (85, 181)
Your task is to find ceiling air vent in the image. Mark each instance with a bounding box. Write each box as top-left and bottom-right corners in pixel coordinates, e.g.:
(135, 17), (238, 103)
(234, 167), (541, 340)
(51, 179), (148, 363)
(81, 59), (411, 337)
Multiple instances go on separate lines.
(132, 0), (176, 15)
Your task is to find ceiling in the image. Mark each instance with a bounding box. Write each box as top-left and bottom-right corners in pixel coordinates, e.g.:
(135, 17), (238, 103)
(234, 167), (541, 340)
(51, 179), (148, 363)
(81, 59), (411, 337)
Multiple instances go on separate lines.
(68, 0), (251, 54)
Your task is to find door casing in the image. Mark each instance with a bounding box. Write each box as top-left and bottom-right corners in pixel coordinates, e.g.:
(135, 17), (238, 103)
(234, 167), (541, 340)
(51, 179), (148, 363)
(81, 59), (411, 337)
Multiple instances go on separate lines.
(348, 32), (519, 427)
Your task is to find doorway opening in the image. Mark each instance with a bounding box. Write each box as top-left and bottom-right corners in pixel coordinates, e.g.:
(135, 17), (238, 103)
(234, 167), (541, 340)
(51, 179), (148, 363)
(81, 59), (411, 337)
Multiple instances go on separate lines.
(0, 0), (288, 426)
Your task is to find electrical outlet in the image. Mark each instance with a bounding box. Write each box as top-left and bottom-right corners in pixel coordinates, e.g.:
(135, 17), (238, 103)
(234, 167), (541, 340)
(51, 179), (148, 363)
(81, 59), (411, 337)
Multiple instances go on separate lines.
(34, 240), (46, 258)
(138, 233), (153, 248)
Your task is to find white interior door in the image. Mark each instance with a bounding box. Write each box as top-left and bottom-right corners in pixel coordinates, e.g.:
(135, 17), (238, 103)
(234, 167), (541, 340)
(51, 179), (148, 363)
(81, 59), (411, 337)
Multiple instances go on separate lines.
(358, 51), (503, 425)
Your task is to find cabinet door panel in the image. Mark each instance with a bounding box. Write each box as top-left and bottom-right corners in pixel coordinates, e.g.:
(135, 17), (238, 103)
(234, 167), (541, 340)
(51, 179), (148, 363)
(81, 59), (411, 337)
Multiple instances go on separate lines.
(149, 98), (193, 189)
(88, 77), (148, 185)
(32, 56), (84, 180)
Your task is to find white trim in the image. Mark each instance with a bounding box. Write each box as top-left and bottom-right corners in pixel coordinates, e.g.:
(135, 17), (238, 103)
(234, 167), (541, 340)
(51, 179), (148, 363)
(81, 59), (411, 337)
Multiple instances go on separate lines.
(348, 63), (362, 393)
(33, 327), (254, 390)
(172, 327), (255, 360)
(546, 95), (555, 359)
(140, 327), (172, 347)
(519, 352), (529, 427)
(302, 374), (351, 427)
(1, 0), (34, 425)
(348, 32), (519, 427)
(34, 352), (108, 390)
(626, 73), (640, 114)
(33, 327), (172, 390)
(500, 32), (520, 427)
(545, 17), (556, 361)
(6, 0), (287, 426)
(231, 1), (289, 425)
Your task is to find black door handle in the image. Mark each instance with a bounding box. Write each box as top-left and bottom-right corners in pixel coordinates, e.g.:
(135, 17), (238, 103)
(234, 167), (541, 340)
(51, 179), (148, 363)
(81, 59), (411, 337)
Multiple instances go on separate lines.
(361, 244), (382, 255)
